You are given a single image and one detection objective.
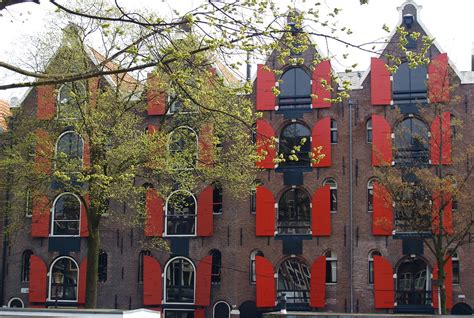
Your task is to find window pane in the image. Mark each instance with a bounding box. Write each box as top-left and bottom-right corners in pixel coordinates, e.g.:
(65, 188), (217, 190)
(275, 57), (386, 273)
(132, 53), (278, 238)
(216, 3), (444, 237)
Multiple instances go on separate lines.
(279, 123), (311, 167)
(166, 259), (195, 303)
(167, 192), (196, 235)
(53, 194), (80, 236)
(278, 188), (311, 234)
(50, 258), (78, 301)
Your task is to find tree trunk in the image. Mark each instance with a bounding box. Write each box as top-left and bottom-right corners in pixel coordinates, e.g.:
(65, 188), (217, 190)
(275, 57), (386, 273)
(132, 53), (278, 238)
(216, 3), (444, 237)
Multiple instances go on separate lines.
(85, 225), (100, 308)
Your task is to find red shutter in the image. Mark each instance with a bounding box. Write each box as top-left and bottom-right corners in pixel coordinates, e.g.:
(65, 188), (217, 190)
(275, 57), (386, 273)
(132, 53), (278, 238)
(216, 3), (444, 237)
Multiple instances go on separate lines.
(372, 114), (392, 166)
(147, 124), (158, 134)
(433, 257), (453, 310)
(147, 73), (167, 115)
(256, 64), (276, 111)
(34, 129), (53, 174)
(194, 309), (206, 318)
(256, 255), (275, 308)
(256, 118), (276, 169)
(430, 112), (452, 165)
(145, 188), (164, 237)
(31, 195), (50, 238)
(372, 182), (393, 236)
(432, 191), (453, 235)
(80, 194), (89, 237)
(428, 53), (449, 103)
(311, 117), (331, 167)
(310, 255), (326, 308)
(312, 60), (331, 108)
(143, 255), (162, 306)
(256, 185), (275, 236)
(198, 124), (214, 167)
(78, 257), (87, 304)
(373, 255), (394, 309)
(195, 255), (212, 306)
(29, 255), (47, 303)
(371, 58), (391, 105)
(312, 185), (330, 236)
(37, 85), (56, 120)
(197, 185), (213, 237)
(83, 139), (90, 167)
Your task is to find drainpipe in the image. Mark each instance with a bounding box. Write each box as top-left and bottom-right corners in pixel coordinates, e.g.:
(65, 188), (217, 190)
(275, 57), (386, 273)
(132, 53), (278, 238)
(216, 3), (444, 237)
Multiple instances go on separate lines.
(348, 99), (354, 313)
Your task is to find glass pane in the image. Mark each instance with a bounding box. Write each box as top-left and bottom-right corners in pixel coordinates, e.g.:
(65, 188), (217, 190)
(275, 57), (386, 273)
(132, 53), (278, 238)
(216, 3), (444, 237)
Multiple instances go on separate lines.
(279, 123), (311, 167)
(278, 188), (310, 234)
(57, 132), (83, 160)
(50, 258), (78, 301)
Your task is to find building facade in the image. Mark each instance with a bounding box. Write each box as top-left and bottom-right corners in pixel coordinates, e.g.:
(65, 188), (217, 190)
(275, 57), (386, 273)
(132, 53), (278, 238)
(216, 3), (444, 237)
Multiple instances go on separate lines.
(1, 1), (473, 317)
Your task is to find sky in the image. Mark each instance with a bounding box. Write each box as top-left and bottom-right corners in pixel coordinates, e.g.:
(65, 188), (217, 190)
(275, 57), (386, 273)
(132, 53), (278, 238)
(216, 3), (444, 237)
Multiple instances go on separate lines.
(1, 0), (474, 103)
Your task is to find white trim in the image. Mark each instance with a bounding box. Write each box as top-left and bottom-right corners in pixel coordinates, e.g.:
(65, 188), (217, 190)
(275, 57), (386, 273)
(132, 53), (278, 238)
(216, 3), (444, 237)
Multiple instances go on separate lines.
(167, 126), (199, 170)
(50, 192), (82, 237)
(163, 256), (196, 305)
(323, 178), (338, 213)
(54, 130), (85, 170)
(213, 300), (231, 318)
(7, 297), (24, 308)
(164, 190), (197, 237)
(47, 256), (79, 302)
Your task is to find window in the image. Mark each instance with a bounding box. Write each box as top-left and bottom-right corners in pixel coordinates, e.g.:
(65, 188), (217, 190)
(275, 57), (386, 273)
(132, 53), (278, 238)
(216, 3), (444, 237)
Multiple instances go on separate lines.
(98, 250), (107, 283)
(325, 250), (337, 284)
(367, 178), (376, 213)
(164, 310), (194, 318)
(57, 82), (86, 119)
(165, 190), (196, 236)
(279, 123), (311, 167)
(51, 193), (81, 236)
(368, 251), (381, 284)
(450, 114), (456, 141)
(250, 189), (256, 214)
(278, 67), (311, 110)
(394, 117), (429, 166)
(48, 256), (79, 302)
(165, 257), (195, 303)
(7, 298), (24, 308)
(366, 118), (373, 143)
(138, 250), (151, 283)
(394, 181), (431, 232)
(250, 250), (264, 284)
(56, 131), (84, 162)
(452, 178), (458, 212)
(210, 249), (222, 284)
(277, 257), (310, 304)
(20, 250), (33, 282)
(213, 184), (223, 214)
(452, 252), (460, 284)
(213, 301), (231, 318)
(323, 178), (337, 213)
(278, 188), (311, 235)
(167, 86), (198, 114)
(392, 63), (427, 106)
(330, 119), (338, 144)
(25, 189), (32, 218)
(168, 126), (198, 169)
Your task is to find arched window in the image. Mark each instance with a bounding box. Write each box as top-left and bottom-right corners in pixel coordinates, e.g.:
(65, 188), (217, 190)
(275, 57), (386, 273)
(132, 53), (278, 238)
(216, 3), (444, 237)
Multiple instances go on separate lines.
(330, 119), (338, 144)
(279, 123), (311, 167)
(209, 249), (222, 284)
(51, 193), (81, 236)
(98, 250), (107, 283)
(165, 257), (195, 304)
(368, 250), (382, 284)
(165, 190), (196, 236)
(57, 82), (86, 119)
(325, 250), (337, 284)
(213, 183), (223, 214)
(20, 250), (33, 282)
(168, 126), (198, 169)
(213, 301), (231, 318)
(48, 256), (79, 302)
(394, 117), (429, 165)
(278, 67), (311, 110)
(277, 257), (310, 304)
(138, 250), (151, 283)
(323, 178), (337, 213)
(367, 178), (377, 213)
(56, 131), (84, 162)
(278, 188), (311, 235)
(366, 118), (373, 143)
(250, 250), (264, 284)
(7, 298), (24, 308)
(393, 62), (427, 106)
(452, 251), (460, 284)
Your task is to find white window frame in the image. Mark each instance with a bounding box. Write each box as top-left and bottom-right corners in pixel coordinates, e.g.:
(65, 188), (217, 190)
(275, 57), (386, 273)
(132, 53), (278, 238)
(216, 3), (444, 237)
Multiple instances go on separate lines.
(7, 297), (24, 308)
(330, 119), (338, 144)
(249, 250), (263, 284)
(452, 251), (460, 285)
(367, 178), (377, 213)
(167, 126), (199, 170)
(368, 250), (381, 285)
(50, 192), (81, 237)
(325, 250), (337, 284)
(47, 256), (79, 302)
(164, 190), (197, 237)
(366, 118), (373, 144)
(213, 300), (231, 318)
(55, 130), (85, 169)
(56, 82), (86, 120)
(323, 178), (337, 213)
(163, 256), (196, 305)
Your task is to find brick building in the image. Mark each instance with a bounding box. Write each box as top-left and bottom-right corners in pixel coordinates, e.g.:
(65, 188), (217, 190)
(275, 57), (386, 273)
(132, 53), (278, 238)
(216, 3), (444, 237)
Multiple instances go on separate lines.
(1, 1), (473, 317)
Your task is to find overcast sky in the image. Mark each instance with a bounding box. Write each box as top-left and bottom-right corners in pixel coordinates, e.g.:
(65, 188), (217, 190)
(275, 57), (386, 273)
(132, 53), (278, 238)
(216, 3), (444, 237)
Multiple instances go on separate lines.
(1, 0), (474, 103)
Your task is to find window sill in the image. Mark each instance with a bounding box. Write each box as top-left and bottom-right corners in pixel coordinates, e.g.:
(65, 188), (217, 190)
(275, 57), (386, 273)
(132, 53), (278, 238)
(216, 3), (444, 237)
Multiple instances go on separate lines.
(275, 166), (312, 173)
(325, 282), (337, 286)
